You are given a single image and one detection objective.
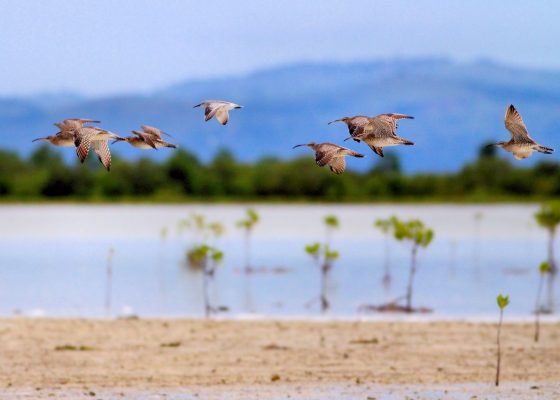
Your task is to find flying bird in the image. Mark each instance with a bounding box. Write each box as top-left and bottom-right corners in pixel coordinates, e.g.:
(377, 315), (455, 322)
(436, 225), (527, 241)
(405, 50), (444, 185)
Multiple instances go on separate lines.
(488, 104), (554, 160)
(113, 125), (177, 150)
(193, 100), (243, 125)
(292, 142), (364, 174)
(328, 115), (371, 138)
(32, 118), (101, 147)
(329, 113), (415, 158)
(74, 127), (124, 171)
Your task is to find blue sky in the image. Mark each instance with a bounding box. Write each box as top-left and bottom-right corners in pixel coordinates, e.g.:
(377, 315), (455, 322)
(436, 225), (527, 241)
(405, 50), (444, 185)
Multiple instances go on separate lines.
(0, 0), (558, 96)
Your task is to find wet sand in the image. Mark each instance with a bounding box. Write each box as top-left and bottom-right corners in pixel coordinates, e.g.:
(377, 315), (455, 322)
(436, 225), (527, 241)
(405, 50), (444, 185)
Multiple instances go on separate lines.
(0, 318), (558, 398)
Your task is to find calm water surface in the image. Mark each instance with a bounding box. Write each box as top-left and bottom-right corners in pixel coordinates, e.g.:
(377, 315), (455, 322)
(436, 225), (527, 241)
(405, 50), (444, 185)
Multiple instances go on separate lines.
(0, 204), (554, 318)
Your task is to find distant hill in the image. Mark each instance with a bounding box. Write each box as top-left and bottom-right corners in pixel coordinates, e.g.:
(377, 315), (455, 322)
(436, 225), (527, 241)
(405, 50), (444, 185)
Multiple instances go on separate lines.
(2, 57), (560, 172)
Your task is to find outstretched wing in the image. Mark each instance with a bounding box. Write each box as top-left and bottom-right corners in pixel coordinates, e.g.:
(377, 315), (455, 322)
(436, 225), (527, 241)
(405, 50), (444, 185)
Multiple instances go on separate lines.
(92, 140), (112, 171)
(367, 144), (384, 157)
(328, 157), (346, 174)
(141, 125), (163, 138)
(381, 113), (414, 121)
(214, 108), (229, 125)
(504, 105), (531, 142)
(74, 127), (97, 163)
(203, 102), (225, 122)
(315, 150), (334, 167)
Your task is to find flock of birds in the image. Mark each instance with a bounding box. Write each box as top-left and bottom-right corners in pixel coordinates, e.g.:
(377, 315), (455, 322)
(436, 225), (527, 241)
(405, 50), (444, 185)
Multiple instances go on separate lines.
(33, 101), (554, 174)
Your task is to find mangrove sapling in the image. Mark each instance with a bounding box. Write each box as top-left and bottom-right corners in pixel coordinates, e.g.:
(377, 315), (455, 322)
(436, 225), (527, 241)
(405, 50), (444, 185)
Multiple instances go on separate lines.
(105, 247), (115, 317)
(534, 202), (560, 312)
(534, 261), (550, 342)
(305, 243), (339, 313)
(374, 218), (394, 289)
(185, 216), (225, 269)
(236, 209), (260, 272)
(189, 244), (224, 317)
(391, 217), (434, 311)
(495, 294), (510, 387)
(323, 215), (339, 248)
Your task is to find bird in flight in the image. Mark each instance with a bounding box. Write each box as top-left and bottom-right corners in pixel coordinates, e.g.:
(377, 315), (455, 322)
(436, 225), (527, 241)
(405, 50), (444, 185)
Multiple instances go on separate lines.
(292, 142), (364, 174)
(193, 100), (243, 125)
(114, 125), (177, 150)
(32, 118), (100, 147)
(488, 104), (554, 160)
(329, 113), (414, 157)
(74, 126), (124, 171)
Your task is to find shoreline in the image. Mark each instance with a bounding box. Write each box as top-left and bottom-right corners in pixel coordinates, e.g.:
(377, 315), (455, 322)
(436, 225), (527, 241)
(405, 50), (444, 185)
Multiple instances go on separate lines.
(4, 313), (560, 323)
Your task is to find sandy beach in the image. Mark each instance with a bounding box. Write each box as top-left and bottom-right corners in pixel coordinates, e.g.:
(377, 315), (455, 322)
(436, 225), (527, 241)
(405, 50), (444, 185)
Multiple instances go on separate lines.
(0, 318), (558, 398)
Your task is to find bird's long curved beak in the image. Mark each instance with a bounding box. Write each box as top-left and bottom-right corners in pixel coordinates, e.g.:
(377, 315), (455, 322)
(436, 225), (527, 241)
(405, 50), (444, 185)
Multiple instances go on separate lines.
(32, 137), (48, 142)
(193, 103), (202, 108)
(235, 105), (243, 109)
(485, 143), (497, 148)
(292, 144), (308, 149)
(111, 137), (125, 144)
(328, 119), (342, 125)
(343, 136), (353, 142)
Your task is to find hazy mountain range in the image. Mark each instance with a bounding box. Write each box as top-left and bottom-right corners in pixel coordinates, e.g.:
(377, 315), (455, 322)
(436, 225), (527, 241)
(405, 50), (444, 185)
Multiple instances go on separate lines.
(2, 57), (560, 172)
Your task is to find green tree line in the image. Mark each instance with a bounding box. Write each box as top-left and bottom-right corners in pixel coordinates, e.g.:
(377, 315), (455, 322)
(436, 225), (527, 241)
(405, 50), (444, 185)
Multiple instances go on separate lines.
(1, 144), (560, 202)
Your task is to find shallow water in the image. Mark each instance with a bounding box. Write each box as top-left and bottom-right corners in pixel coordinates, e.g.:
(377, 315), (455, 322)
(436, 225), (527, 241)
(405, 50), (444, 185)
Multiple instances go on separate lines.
(0, 204), (556, 318)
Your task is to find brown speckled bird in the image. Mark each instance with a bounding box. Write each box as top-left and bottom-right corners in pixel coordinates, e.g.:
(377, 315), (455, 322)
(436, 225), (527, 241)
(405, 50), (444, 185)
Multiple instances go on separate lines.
(329, 113), (414, 157)
(292, 142), (364, 174)
(113, 125), (177, 150)
(488, 104), (553, 160)
(32, 118), (100, 147)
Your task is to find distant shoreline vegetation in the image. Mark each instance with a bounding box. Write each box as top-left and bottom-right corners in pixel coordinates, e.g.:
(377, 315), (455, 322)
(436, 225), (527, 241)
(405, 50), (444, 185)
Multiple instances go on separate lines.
(1, 144), (559, 202)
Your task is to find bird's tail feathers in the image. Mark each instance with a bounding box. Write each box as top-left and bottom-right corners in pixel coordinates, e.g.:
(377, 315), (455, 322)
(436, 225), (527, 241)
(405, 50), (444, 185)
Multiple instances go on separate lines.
(537, 145), (554, 154)
(400, 138), (415, 145)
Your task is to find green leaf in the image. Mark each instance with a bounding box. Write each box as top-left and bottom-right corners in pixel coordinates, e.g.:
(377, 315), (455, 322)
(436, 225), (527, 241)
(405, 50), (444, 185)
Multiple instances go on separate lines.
(496, 294), (510, 309)
(324, 215), (339, 228)
(539, 261), (550, 274)
(325, 246), (339, 260)
(534, 202), (560, 231)
(305, 242), (321, 256)
(212, 250), (224, 262)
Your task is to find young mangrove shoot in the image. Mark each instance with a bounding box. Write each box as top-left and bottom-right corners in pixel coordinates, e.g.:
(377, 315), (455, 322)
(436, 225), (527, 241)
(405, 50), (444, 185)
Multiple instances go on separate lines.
(236, 208), (260, 272)
(305, 242), (339, 313)
(495, 294), (510, 386)
(189, 244), (224, 317)
(391, 217), (434, 311)
(534, 261), (550, 342)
